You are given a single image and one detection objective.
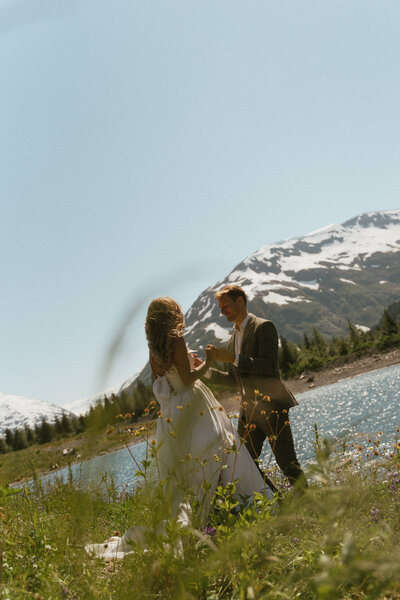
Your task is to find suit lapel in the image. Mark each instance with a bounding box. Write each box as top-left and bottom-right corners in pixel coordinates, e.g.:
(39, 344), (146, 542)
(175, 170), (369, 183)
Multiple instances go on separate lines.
(240, 315), (255, 351)
(228, 331), (236, 354)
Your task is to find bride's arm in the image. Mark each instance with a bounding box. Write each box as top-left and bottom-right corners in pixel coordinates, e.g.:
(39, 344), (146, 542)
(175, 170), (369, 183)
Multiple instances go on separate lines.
(172, 336), (215, 385)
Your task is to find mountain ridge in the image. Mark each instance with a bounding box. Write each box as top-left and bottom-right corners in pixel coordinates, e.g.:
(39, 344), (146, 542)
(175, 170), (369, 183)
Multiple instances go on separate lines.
(183, 208), (400, 350)
(0, 391), (76, 435)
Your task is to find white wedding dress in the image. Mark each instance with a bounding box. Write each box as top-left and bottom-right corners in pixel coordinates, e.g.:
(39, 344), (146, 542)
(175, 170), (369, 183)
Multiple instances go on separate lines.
(86, 363), (272, 560)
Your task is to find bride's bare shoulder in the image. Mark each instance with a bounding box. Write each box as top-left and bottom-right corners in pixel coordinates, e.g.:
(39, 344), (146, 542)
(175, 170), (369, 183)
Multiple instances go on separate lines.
(171, 336), (189, 366)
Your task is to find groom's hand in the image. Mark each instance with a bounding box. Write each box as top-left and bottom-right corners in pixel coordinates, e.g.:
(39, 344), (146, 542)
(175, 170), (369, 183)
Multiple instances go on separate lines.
(206, 344), (217, 364)
(215, 347), (235, 363)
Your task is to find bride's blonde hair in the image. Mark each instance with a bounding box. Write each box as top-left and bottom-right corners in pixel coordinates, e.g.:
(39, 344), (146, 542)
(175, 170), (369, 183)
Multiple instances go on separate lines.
(145, 297), (185, 372)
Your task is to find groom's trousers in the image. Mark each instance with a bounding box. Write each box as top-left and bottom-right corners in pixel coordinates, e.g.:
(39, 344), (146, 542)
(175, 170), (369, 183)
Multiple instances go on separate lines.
(238, 400), (307, 489)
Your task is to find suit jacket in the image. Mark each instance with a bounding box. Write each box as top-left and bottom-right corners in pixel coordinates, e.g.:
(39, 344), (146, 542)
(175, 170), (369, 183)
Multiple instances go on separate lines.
(208, 314), (297, 411)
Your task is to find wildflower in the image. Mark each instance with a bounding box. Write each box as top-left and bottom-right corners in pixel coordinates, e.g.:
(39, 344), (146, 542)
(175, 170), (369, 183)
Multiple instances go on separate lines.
(250, 424), (256, 431)
(260, 410), (266, 416)
(144, 408), (149, 414)
(166, 417), (172, 423)
(199, 411), (204, 416)
(133, 430), (140, 437)
(204, 526), (217, 536)
(254, 389), (260, 395)
(125, 413), (131, 419)
(218, 406), (224, 411)
(140, 426), (145, 431)
(170, 431), (176, 438)
(151, 440), (157, 445)
(177, 405), (183, 411)
(370, 507), (382, 522)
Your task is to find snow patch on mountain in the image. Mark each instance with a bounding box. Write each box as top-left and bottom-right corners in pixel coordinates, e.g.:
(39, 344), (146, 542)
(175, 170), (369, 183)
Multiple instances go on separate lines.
(204, 323), (231, 343)
(0, 392), (75, 435)
(213, 209), (400, 307)
(184, 209), (400, 346)
(262, 292), (310, 306)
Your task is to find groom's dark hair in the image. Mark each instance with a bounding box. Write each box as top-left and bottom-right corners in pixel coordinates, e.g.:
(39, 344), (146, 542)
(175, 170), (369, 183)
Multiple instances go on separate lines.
(215, 285), (247, 306)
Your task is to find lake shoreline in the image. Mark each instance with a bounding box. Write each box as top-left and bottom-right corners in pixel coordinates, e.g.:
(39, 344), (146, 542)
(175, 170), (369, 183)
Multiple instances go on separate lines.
(286, 346), (400, 394)
(9, 345), (400, 486)
(218, 346), (400, 413)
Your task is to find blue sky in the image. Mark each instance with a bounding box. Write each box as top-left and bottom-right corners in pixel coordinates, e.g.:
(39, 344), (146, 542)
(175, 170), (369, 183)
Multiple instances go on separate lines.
(1, 0), (399, 406)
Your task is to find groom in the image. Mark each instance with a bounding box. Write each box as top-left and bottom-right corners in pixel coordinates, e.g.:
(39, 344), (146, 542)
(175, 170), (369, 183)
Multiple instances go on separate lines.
(206, 284), (307, 491)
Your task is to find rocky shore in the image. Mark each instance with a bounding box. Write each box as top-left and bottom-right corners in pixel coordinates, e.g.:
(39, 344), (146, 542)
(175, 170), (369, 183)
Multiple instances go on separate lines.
(286, 346), (400, 394)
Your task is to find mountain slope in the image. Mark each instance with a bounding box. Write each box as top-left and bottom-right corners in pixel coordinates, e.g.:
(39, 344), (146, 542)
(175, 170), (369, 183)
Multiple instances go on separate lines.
(184, 209), (400, 350)
(0, 392), (76, 435)
(62, 372), (139, 416)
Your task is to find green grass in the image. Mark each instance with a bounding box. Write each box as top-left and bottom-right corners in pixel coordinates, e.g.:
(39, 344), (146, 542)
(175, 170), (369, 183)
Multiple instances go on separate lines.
(1, 431), (400, 599)
(0, 423), (154, 487)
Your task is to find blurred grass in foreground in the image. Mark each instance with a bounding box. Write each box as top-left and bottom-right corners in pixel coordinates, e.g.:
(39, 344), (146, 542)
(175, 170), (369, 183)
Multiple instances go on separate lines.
(0, 429), (399, 599)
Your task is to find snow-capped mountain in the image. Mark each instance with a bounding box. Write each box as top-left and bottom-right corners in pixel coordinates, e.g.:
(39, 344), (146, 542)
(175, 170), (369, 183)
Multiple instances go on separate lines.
(184, 209), (400, 349)
(0, 391), (76, 435)
(3, 209), (399, 428)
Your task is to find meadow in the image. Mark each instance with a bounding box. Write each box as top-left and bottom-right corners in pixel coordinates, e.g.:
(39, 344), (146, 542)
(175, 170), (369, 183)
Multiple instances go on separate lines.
(1, 427), (399, 599)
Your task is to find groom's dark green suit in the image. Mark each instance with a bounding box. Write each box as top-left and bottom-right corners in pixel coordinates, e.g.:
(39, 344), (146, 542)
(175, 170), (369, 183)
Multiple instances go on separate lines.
(208, 314), (306, 487)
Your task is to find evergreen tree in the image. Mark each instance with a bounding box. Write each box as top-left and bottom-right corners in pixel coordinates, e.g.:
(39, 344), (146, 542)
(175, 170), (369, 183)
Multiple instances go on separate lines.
(311, 327), (327, 356)
(386, 300), (400, 323)
(70, 415), (81, 434)
(134, 381), (153, 416)
(382, 309), (398, 336)
(347, 320), (360, 348)
(279, 335), (298, 373)
(12, 429), (27, 451)
(4, 428), (13, 448)
(327, 337), (338, 357)
(302, 333), (311, 350)
(338, 337), (349, 355)
(0, 437), (8, 454)
(61, 413), (72, 435)
(78, 415), (86, 432)
(37, 418), (53, 444)
(24, 424), (36, 446)
(54, 416), (64, 437)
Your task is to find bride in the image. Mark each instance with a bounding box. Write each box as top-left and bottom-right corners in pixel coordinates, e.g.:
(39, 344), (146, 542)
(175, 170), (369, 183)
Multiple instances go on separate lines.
(86, 297), (273, 560)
